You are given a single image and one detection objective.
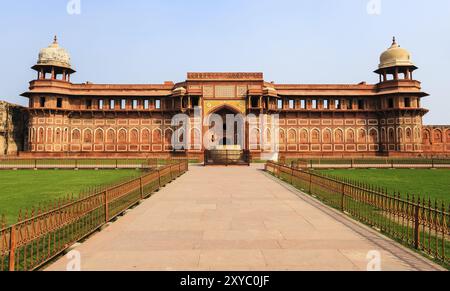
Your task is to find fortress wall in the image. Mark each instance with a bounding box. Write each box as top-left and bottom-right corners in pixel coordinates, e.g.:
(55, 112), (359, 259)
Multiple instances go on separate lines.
(0, 101), (28, 156)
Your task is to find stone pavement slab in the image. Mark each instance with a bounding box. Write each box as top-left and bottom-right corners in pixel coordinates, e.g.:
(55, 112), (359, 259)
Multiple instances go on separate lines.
(46, 164), (444, 271)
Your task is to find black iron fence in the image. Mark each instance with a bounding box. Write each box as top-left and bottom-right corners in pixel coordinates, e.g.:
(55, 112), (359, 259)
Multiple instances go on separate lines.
(265, 161), (449, 267)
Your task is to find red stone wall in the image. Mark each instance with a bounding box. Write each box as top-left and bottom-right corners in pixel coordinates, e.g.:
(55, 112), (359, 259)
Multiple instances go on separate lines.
(422, 125), (450, 156)
(26, 110), (431, 158)
(27, 112), (203, 156)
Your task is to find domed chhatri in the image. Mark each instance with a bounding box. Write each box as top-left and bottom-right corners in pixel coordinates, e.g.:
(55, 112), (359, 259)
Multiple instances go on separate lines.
(36, 36), (72, 69)
(379, 37), (415, 70)
(32, 36), (75, 81)
(375, 37), (418, 82)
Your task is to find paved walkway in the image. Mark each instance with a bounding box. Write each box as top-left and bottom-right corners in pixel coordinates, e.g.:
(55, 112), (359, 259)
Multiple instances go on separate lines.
(47, 165), (443, 271)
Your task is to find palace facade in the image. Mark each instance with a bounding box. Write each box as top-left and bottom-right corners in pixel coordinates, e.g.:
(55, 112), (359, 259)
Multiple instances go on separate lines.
(19, 37), (450, 159)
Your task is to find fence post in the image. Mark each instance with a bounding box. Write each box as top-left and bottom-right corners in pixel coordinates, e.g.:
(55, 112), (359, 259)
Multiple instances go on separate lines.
(8, 226), (16, 271)
(341, 183), (345, 211)
(139, 177), (144, 199)
(290, 167), (294, 185)
(431, 159), (435, 169)
(158, 169), (162, 188)
(104, 191), (109, 222)
(308, 173), (312, 194)
(414, 204), (420, 249)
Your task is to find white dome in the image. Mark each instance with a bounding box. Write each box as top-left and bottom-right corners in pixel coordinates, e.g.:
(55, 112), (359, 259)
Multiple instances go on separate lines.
(37, 36), (72, 69)
(379, 37), (414, 69)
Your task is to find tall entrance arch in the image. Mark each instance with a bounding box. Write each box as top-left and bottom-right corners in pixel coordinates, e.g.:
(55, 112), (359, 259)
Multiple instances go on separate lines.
(204, 105), (250, 166)
(204, 105), (247, 150)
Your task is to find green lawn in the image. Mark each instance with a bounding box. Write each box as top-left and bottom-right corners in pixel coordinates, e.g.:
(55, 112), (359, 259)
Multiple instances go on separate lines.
(0, 170), (141, 226)
(317, 169), (450, 204)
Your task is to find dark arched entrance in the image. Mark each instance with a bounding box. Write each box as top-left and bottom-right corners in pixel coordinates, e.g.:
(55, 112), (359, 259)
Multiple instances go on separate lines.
(204, 106), (250, 166)
(209, 106), (243, 148)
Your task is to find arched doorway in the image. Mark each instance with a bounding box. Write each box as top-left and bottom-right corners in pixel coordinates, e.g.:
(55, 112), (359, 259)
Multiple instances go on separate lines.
(204, 106), (250, 166)
(207, 106), (244, 149)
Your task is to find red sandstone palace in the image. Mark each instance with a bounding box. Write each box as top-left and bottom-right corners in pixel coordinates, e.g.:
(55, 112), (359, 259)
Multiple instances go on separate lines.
(20, 37), (450, 159)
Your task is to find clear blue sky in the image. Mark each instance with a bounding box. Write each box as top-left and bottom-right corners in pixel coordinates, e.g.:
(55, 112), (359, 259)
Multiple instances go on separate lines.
(1, 0), (449, 124)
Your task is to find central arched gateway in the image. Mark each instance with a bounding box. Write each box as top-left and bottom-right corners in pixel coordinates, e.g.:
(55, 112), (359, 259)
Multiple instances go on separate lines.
(204, 105), (250, 166)
(205, 105), (246, 150)
(215, 107), (240, 148)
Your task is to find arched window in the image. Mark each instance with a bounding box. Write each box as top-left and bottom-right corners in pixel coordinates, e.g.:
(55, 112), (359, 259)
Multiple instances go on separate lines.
(279, 129), (285, 144)
(31, 128), (36, 143)
(153, 129), (162, 144)
(38, 128), (45, 143)
(95, 129), (104, 144)
(106, 129), (115, 143)
(287, 129), (296, 144)
(335, 129), (344, 143)
(118, 129), (127, 144)
(63, 128), (69, 143)
(346, 129), (355, 143)
(165, 129), (173, 145)
(83, 129), (93, 143)
(47, 128), (53, 143)
(130, 129), (139, 144)
(179, 129), (185, 144)
(141, 129), (151, 144)
(423, 130), (431, 144)
(369, 129), (378, 143)
(323, 129), (332, 144)
(388, 128), (395, 143)
(434, 130), (443, 143)
(250, 128), (260, 145)
(265, 128), (272, 144)
(311, 129), (320, 143)
(71, 129), (81, 143)
(358, 129), (366, 143)
(398, 128), (403, 142)
(405, 128), (412, 142)
(300, 129), (308, 143)
(55, 128), (62, 143)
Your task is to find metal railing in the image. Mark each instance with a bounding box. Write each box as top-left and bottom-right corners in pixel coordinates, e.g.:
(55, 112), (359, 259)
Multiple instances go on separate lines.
(287, 158), (450, 169)
(204, 150), (251, 166)
(0, 160), (188, 271)
(265, 161), (449, 267)
(0, 158), (164, 170)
